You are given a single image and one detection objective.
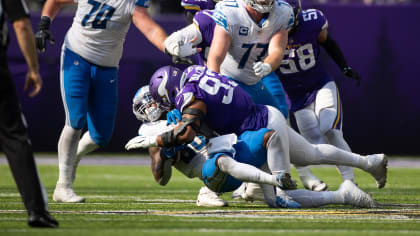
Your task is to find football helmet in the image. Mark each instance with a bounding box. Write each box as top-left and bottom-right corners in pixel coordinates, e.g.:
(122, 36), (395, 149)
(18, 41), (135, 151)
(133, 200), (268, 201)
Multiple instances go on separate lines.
(149, 66), (186, 110)
(132, 85), (164, 122)
(245, 0), (274, 13)
(285, 0), (301, 31)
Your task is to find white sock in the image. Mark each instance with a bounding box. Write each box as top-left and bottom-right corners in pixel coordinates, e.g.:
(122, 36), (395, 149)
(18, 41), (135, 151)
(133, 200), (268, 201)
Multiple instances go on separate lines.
(286, 189), (343, 207)
(217, 156), (278, 186)
(267, 131), (290, 174)
(57, 125), (81, 186)
(72, 131), (99, 181)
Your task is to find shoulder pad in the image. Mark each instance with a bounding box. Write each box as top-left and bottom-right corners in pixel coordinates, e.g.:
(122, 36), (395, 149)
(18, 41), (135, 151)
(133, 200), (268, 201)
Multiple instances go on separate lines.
(272, 1), (295, 31)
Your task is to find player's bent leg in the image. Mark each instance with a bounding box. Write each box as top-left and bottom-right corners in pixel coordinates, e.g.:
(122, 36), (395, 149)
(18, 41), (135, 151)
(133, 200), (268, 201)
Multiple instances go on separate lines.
(196, 186), (228, 207)
(294, 106), (328, 191)
(86, 65), (118, 147)
(317, 81), (356, 182)
(55, 46), (91, 203)
(288, 127), (387, 188)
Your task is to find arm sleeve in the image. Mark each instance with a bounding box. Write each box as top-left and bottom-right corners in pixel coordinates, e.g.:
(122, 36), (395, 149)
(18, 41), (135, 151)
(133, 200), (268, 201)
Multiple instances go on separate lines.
(320, 34), (348, 71)
(4, 0), (30, 23)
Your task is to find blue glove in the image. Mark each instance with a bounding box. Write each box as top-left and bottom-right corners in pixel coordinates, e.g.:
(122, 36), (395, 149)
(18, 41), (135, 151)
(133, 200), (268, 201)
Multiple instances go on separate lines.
(161, 145), (185, 159)
(166, 109), (182, 125)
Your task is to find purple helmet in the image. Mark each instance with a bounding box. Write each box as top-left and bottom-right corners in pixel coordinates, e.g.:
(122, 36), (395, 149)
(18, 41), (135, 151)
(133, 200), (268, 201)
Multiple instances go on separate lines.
(285, 0), (302, 29)
(149, 65), (185, 110)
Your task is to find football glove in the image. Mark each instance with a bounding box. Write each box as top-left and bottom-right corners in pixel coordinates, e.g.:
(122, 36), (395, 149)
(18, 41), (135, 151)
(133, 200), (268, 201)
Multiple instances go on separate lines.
(125, 135), (158, 150)
(166, 109), (182, 125)
(35, 16), (55, 53)
(343, 67), (361, 86)
(253, 61), (272, 77)
(164, 37), (198, 58)
(164, 48), (193, 65)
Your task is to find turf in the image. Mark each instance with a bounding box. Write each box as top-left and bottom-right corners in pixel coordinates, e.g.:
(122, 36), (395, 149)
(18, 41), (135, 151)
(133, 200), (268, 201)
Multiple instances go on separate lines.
(0, 158), (419, 235)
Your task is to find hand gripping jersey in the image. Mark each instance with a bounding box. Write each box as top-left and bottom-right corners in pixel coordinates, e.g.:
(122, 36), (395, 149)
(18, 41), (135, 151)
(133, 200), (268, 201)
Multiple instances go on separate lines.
(193, 10), (216, 65)
(276, 9), (332, 112)
(212, 0), (294, 85)
(182, 0), (216, 16)
(65, 0), (149, 67)
(175, 66), (268, 135)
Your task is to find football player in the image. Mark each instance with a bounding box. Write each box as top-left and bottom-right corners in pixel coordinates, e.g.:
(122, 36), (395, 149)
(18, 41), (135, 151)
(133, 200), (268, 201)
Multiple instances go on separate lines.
(128, 84), (377, 208)
(165, 1), (289, 118)
(276, 0), (362, 191)
(126, 65), (387, 192)
(132, 85), (228, 207)
(35, 0), (168, 203)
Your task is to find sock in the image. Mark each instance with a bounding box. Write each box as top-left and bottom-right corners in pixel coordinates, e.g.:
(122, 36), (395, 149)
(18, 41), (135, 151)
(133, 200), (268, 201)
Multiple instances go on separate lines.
(72, 131), (99, 182)
(286, 189), (343, 207)
(267, 131), (290, 174)
(57, 125), (81, 186)
(325, 129), (355, 181)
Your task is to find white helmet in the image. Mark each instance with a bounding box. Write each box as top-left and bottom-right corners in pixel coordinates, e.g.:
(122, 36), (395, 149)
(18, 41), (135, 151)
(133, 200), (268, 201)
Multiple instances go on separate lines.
(132, 85), (164, 122)
(245, 0), (274, 13)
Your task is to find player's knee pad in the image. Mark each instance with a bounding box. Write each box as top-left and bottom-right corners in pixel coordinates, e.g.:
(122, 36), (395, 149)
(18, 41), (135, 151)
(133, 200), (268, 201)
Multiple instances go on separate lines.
(319, 107), (339, 135)
(295, 108), (324, 144)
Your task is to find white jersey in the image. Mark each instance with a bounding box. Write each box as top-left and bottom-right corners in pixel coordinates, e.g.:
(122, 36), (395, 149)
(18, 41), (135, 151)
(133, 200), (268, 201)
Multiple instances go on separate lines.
(65, 0), (149, 67)
(137, 120), (208, 180)
(213, 0), (294, 85)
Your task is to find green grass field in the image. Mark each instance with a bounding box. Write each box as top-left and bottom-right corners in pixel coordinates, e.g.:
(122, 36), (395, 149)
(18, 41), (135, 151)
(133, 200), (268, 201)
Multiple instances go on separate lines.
(1, 158), (420, 235)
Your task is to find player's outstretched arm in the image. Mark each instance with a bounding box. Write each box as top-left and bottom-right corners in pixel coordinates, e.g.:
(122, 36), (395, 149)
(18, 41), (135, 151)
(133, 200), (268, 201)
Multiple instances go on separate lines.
(207, 24), (231, 73)
(132, 6), (168, 53)
(318, 29), (361, 86)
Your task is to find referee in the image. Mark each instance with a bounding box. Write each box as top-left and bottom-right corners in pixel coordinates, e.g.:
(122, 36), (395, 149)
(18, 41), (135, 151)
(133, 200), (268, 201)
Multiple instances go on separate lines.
(0, 0), (58, 228)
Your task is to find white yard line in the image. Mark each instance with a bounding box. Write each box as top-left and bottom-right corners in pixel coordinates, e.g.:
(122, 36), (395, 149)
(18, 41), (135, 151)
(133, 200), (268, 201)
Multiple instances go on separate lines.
(1, 154), (420, 167)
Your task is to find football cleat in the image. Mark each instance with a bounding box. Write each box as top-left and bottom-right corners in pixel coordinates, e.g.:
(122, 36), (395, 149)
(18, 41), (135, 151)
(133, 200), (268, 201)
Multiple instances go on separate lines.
(241, 183), (265, 202)
(53, 183), (85, 203)
(277, 172), (298, 190)
(275, 189), (301, 208)
(365, 154), (388, 189)
(196, 187), (228, 207)
(338, 180), (377, 208)
(231, 183), (246, 199)
(300, 176), (329, 192)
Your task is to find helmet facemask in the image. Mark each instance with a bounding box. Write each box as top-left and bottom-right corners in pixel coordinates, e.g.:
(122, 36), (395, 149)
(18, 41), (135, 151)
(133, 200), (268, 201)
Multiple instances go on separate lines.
(246, 0), (274, 13)
(132, 86), (164, 122)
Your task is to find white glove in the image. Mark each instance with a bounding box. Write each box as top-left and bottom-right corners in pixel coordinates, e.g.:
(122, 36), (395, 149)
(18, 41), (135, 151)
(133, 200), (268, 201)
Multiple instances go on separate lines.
(164, 38), (197, 58)
(125, 135), (158, 150)
(253, 61), (272, 77)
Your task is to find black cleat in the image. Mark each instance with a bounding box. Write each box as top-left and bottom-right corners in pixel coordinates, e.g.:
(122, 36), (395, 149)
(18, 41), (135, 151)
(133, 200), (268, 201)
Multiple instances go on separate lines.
(28, 211), (59, 228)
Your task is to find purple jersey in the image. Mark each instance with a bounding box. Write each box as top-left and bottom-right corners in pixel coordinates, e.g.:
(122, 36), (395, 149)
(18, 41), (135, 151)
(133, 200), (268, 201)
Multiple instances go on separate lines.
(193, 10), (216, 65)
(276, 9), (332, 112)
(182, 0), (216, 16)
(175, 66), (268, 135)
